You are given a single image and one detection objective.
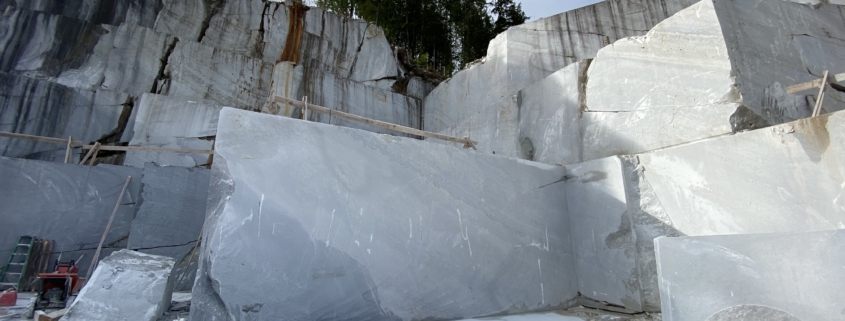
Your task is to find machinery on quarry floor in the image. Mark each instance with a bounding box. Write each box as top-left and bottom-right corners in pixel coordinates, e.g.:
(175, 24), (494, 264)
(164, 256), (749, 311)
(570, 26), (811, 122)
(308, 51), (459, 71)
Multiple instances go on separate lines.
(34, 260), (79, 310)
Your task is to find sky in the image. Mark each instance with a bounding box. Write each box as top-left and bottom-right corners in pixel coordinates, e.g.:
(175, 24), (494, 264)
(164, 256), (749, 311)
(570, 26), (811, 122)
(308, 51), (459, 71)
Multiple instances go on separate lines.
(519, 0), (603, 21)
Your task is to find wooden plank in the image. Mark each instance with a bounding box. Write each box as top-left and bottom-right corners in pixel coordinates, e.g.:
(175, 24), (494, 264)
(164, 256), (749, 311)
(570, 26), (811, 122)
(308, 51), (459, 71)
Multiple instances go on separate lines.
(812, 70), (829, 117)
(273, 96), (478, 148)
(0, 132), (214, 154)
(79, 142), (101, 165)
(786, 72), (845, 94)
(64, 136), (73, 164)
(85, 176), (131, 282)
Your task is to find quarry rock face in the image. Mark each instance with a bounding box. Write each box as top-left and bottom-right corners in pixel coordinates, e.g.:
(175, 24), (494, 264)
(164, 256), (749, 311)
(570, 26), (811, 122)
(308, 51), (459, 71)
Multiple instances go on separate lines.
(432, 0), (845, 168)
(63, 249), (176, 321)
(262, 62), (422, 137)
(124, 93), (223, 168)
(655, 230), (845, 321)
(424, 0), (699, 145)
(0, 73), (130, 161)
(0, 157), (142, 278)
(127, 163), (209, 291)
(193, 108), (577, 321)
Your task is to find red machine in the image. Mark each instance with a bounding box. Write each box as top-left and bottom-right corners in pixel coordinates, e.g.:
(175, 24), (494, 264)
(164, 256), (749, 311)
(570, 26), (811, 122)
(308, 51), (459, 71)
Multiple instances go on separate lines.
(35, 260), (79, 309)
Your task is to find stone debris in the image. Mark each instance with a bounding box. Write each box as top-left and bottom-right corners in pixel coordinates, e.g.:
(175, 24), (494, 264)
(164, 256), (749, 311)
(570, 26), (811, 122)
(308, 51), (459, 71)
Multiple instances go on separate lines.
(655, 230), (845, 321)
(63, 250), (175, 321)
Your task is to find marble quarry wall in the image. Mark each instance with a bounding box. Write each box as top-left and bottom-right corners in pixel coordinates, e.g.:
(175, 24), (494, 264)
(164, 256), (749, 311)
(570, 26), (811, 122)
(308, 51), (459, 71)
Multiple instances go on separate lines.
(565, 109), (845, 311)
(0, 0), (419, 164)
(423, 0), (699, 143)
(434, 0), (845, 168)
(0, 157), (207, 283)
(262, 62), (422, 137)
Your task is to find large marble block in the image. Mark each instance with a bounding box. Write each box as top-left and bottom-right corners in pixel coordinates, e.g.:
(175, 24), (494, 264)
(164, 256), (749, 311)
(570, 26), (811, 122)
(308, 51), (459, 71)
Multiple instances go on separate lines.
(424, 0), (698, 135)
(581, 0), (740, 161)
(620, 109), (845, 311)
(64, 250), (176, 321)
(262, 62), (421, 137)
(564, 157), (641, 312)
(655, 230), (845, 321)
(0, 157), (142, 278)
(127, 164), (209, 291)
(162, 40), (273, 111)
(0, 73), (130, 161)
(192, 108), (577, 321)
(124, 93), (222, 168)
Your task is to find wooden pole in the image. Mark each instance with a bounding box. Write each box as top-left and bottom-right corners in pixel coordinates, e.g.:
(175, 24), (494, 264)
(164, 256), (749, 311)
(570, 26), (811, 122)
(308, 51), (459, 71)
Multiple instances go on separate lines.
(88, 144), (101, 165)
(273, 96), (478, 148)
(79, 142), (101, 165)
(64, 136), (73, 164)
(812, 70), (829, 117)
(85, 176), (131, 282)
(0, 132), (214, 154)
(786, 71), (845, 94)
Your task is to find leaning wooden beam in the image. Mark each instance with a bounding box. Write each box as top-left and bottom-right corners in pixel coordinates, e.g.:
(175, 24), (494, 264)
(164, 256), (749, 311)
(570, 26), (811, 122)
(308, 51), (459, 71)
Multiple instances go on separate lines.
(786, 72), (845, 94)
(0, 131), (214, 154)
(273, 96), (478, 148)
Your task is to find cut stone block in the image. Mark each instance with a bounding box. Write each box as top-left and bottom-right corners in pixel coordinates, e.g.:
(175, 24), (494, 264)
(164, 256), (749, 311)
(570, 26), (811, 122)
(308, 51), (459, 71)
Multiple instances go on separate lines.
(128, 164), (210, 291)
(424, 0), (698, 136)
(262, 62), (422, 137)
(63, 250), (175, 321)
(564, 157), (641, 312)
(655, 230), (845, 321)
(517, 61), (588, 165)
(0, 73), (130, 161)
(0, 157), (142, 278)
(192, 108), (577, 321)
(620, 109), (845, 311)
(124, 93), (223, 168)
(458, 313), (587, 321)
(163, 40), (273, 111)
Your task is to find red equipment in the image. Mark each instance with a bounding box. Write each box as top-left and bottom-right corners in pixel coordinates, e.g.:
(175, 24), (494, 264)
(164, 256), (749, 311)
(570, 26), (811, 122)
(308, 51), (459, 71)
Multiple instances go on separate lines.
(35, 260), (79, 309)
(0, 288), (16, 306)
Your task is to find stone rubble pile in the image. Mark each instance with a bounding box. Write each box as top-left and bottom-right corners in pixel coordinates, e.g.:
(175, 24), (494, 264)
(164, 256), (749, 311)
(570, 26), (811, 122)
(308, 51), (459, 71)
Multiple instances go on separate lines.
(0, 0), (843, 320)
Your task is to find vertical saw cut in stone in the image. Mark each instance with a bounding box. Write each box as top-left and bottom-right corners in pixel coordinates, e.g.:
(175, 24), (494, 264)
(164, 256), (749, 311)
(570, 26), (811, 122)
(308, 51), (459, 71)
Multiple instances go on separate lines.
(192, 108), (577, 321)
(124, 93), (223, 168)
(655, 230), (845, 321)
(63, 250), (176, 321)
(564, 157), (641, 312)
